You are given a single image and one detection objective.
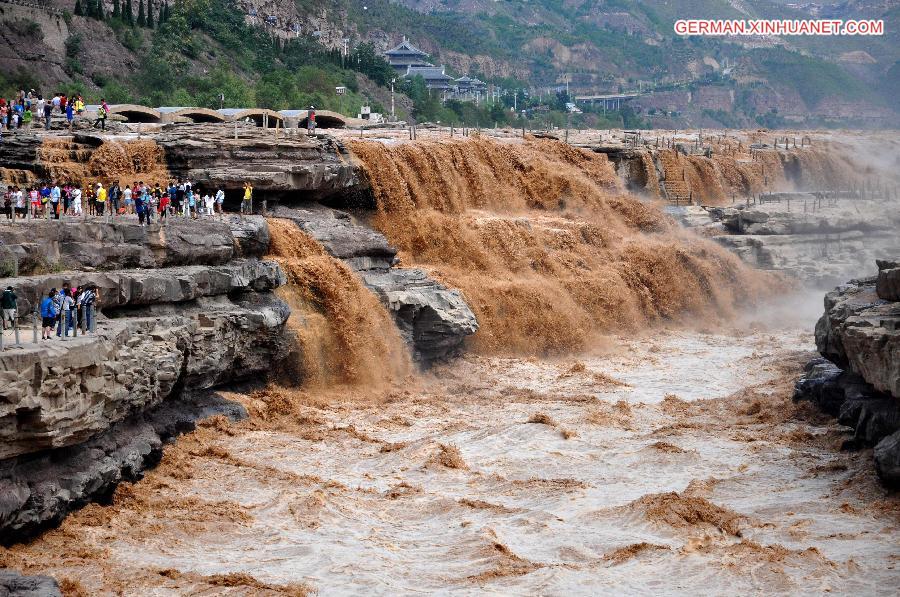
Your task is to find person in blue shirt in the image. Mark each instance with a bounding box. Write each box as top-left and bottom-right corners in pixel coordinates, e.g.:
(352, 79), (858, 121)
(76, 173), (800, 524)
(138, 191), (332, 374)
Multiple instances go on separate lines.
(40, 289), (57, 340)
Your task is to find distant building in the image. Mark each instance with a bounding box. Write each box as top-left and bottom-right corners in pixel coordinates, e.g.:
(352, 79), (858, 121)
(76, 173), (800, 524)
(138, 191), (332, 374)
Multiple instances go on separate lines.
(385, 37), (486, 100)
(385, 38), (432, 74)
(406, 66), (455, 91)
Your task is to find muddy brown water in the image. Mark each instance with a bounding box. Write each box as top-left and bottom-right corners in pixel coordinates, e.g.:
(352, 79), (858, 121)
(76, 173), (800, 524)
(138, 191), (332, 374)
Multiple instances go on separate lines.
(3, 321), (898, 595)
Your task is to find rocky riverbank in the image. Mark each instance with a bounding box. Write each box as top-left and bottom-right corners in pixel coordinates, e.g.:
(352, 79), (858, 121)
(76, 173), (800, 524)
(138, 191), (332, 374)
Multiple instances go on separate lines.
(670, 198), (900, 287)
(794, 259), (900, 487)
(0, 216), (292, 543)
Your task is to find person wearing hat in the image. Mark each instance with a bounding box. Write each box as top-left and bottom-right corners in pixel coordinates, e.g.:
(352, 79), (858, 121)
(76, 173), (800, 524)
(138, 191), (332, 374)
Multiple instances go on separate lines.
(1, 286), (16, 331)
(95, 182), (107, 217)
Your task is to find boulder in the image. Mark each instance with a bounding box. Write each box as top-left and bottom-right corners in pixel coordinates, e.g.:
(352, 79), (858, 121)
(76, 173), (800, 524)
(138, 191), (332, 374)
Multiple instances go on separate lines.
(271, 205), (478, 361)
(815, 272), (900, 398)
(876, 259), (900, 301)
(0, 570), (61, 596)
(874, 430), (900, 489)
(362, 269), (479, 362)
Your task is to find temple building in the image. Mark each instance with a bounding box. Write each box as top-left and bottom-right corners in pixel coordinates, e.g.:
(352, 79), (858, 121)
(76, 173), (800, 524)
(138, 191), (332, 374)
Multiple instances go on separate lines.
(405, 66), (456, 91)
(385, 38), (432, 74)
(385, 37), (487, 99)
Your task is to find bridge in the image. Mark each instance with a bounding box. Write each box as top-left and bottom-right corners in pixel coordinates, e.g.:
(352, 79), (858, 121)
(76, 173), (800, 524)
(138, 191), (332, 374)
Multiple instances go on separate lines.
(81, 104), (359, 128)
(573, 93), (642, 111)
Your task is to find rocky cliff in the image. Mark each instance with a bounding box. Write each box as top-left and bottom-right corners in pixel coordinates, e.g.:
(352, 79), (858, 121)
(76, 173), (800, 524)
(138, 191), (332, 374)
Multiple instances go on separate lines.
(672, 199), (900, 288)
(795, 259), (900, 488)
(0, 217), (291, 542)
(270, 204), (478, 362)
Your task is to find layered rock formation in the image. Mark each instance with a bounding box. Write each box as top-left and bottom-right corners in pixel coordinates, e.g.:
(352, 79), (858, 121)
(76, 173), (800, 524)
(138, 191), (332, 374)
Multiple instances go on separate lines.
(795, 259), (900, 487)
(671, 199), (900, 287)
(270, 204), (478, 362)
(154, 124), (363, 199)
(0, 217), (290, 540)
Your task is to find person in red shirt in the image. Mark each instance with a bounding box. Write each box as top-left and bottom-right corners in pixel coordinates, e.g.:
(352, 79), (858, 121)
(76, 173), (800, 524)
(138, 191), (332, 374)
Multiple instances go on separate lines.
(159, 192), (170, 219)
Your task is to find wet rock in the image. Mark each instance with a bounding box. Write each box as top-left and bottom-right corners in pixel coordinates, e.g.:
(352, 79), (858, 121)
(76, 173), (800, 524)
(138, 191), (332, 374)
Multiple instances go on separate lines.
(0, 570), (61, 596)
(874, 430), (900, 489)
(0, 392), (246, 545)
(838, 396), (900, 447)
(270, 204), (396, 270)
(815, 269), (900, 397)
(793, 357), (871, 417)
(272, 205), (478, 361)
(361, 269), (479, 362)
(876, 259), (900, 301)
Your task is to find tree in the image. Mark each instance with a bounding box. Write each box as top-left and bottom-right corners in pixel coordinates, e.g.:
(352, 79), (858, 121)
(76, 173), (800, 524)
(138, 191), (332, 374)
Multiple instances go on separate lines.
(74, 0), (83, 16)
(124, 0), (134, 25)
(162, 2), (170, 22)
(147, 2), (154, 28)
(112, 0), (120, 19)
(95, 0), (104, 20)
(137, 0), (146, 27)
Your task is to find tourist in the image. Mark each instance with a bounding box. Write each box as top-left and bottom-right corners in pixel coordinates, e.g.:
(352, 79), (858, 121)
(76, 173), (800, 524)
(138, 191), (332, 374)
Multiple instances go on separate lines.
(22, 105), (32, 128)
(35, 96), (45, 127)
(85, 185), (95, 216)
(74, 95), (85, 115)
(187, 187), (197, 219)
(95, 183), (107, 217)
(1, 286), (16, 331)
(58, 288), (75, 337)
(93, 99), (109, 131)
(40, 290), (57, 340)
(39, 183), (51, 218)
(76, 285), (97, 333)
(307, 105), (316, 135)
(159, 191), (169, 220)
(109, 183), (120, 216)
(215, 188), (225, 215)
(241, 182), (253, 214)
(175, 181), (185, 216)
(2, 190), (12, 220)
(203, 192), (214, 216)
(122, 183), (133, 215)
(168, 182), (178, 216)
(43, 97), (52, 130)
(71, 185), (82, 216)
(135, 186), (147, 226)
(29, 187), (40, 218)
(50, 182), (61, 219)
(13, 186), (25, 218)
(65, 100), (74, 131)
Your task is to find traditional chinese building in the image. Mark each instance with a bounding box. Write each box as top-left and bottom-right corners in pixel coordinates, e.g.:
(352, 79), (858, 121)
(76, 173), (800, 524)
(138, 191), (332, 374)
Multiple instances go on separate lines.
(385, 38), (432, 74)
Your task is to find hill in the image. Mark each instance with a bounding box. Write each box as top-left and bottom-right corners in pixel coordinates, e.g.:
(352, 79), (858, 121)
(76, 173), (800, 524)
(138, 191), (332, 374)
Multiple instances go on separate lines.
(0, 0), (897, 128)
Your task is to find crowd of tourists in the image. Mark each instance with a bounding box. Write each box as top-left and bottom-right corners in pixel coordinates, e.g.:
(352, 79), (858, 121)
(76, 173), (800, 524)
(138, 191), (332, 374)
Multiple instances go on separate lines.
(0, 89), (100, 132)
(2, 181), (233, 225)
(1, 283), (97, 340)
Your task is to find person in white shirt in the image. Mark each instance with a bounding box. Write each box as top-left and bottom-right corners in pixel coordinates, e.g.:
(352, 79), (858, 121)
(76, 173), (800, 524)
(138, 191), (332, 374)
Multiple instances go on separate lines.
(203, 193), (214, 216)
(215, 188), (225, 215)
(71, 187), (82, 215)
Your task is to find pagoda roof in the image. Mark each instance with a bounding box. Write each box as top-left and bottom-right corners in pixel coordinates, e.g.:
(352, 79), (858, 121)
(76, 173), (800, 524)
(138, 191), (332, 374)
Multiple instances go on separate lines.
(385, 39), (428, 57)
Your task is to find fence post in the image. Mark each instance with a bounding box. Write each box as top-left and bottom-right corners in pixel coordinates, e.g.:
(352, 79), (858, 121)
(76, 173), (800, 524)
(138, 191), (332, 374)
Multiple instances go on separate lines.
(32, 308), (38, 344)
(89, 304), (96, 334)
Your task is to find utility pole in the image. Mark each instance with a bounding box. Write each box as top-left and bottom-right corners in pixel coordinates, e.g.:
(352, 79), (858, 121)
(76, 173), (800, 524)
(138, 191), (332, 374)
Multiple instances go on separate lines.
(391, 78), (396, 121)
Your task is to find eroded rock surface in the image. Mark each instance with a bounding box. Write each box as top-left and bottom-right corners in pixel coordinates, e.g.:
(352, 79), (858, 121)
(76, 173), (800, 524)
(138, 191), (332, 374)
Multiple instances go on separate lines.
(0, 569), (61, 596)
(0, 217), (290, 541)
(0, 392), (247, 545)
(672, 200), (900, 288)
(796, 260), (900, 488)
(271, 204), (478, 361)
